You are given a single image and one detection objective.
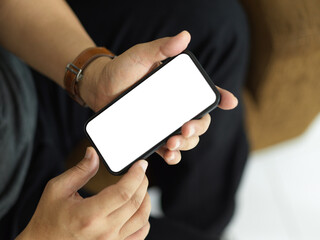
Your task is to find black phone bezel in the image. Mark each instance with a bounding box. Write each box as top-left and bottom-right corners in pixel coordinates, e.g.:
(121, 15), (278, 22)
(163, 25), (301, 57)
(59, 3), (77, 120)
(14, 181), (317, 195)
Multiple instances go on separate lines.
(84, 50), (221, 175)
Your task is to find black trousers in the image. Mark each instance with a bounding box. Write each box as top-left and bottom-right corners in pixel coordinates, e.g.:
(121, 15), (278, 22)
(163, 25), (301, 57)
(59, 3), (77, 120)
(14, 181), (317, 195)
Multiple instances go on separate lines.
(0, 0), (249, 239)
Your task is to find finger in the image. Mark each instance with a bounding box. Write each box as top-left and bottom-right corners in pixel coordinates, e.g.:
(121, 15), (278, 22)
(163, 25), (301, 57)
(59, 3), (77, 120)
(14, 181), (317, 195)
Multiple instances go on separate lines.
(130, 30), (191, 68)
(108, 175), (149, 227)
(125, 222), (150, 240)
(104, 31), (191, 102)
(120, 194), (151, 239)
(166, 135), (200, 151)
(54, 147), (99, 195)
(155, 30), (191, 60)
(165, 149), (182, 165)
(180, 114), (211, 138)
(156, 145), (182, 165)
(155, 145), (168, 159)
(89, 160), (148, 215)
(217, 86), (238, 110)
(162, 114), (210, 153)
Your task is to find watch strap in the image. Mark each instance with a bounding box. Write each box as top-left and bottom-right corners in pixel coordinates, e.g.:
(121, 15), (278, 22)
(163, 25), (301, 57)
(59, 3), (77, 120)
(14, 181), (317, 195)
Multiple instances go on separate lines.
(64, 47), (115, 106)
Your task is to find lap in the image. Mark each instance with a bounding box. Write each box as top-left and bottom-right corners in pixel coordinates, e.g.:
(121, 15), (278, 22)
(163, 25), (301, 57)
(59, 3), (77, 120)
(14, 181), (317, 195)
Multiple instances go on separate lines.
(70, 0), (250, 237)
(1, 0), (250, 238)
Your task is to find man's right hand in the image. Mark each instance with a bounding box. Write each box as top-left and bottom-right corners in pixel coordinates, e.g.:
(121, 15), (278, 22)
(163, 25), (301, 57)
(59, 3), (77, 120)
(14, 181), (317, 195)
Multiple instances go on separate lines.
(16, 147), (150, 240)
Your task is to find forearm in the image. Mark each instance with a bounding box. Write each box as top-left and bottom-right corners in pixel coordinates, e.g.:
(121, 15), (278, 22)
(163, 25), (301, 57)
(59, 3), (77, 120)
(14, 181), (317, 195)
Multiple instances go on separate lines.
(0, 0), (95, 87)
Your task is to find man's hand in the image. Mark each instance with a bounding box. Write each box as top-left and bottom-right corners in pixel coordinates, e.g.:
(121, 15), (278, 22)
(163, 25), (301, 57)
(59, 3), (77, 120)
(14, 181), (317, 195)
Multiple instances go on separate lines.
(80, 31), (192, 112)
(156, 86), (238, 165)
(81, 31), (238, 165)
(16, 148), (150, 240)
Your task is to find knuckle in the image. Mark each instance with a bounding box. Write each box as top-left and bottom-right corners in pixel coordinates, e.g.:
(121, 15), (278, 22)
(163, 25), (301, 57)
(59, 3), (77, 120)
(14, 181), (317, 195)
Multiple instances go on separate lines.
(77, 215), (97, 231)
(140, 198), (151, 223)
(141, 222), (151, 239)
(130, 195), (142, 211)
(131, 222), (150, 240)
(73, 162), (88, 175)
(45, 178), (59, 192)
(139, 211), (150, 231)
(137, 214), (149, 231)
(117, 187), (132, 203)
(142, 208), (151, 224)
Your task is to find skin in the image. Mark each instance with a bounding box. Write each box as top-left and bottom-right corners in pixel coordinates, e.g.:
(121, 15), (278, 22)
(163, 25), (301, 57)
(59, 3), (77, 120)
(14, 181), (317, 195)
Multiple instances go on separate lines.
(16, 148), (151, 240)
(81, 31), (238, 165)
(0, 0), (238, 239)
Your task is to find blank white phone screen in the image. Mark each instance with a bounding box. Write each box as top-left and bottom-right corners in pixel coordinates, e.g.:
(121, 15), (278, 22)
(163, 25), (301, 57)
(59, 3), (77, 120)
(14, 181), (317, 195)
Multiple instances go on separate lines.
(86, 53), (217, 173)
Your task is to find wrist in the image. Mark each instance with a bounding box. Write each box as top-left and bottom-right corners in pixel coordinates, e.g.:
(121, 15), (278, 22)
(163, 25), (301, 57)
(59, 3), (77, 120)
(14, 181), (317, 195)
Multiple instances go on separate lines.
(63, 47), (115, 107)
(79, 56), (113, 110)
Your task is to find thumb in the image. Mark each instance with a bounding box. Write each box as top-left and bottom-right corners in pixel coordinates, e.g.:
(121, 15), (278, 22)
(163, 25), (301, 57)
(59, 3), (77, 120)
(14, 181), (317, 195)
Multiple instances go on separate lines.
(57, 147), (99, 195)
(131, 30), (191, 67)
(155, 30), (191, 60)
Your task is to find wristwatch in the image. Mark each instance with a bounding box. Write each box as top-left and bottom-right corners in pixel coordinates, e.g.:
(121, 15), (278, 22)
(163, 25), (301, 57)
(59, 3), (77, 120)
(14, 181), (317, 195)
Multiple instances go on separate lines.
(64, 47), (115, 106)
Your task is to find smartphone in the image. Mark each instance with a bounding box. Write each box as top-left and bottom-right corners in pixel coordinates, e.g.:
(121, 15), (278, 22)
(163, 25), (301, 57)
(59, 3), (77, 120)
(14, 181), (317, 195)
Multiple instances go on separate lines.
(85, 51), (220, 175)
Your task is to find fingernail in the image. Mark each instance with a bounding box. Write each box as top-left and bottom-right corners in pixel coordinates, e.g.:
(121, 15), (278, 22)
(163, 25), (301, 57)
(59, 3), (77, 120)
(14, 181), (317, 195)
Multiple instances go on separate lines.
(85, 147), (92, 159)
(187, 127), (195, 137)
(171, 140), (180, 150)
(139, 160), (148, 172)
(167, 152), (175, 162)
